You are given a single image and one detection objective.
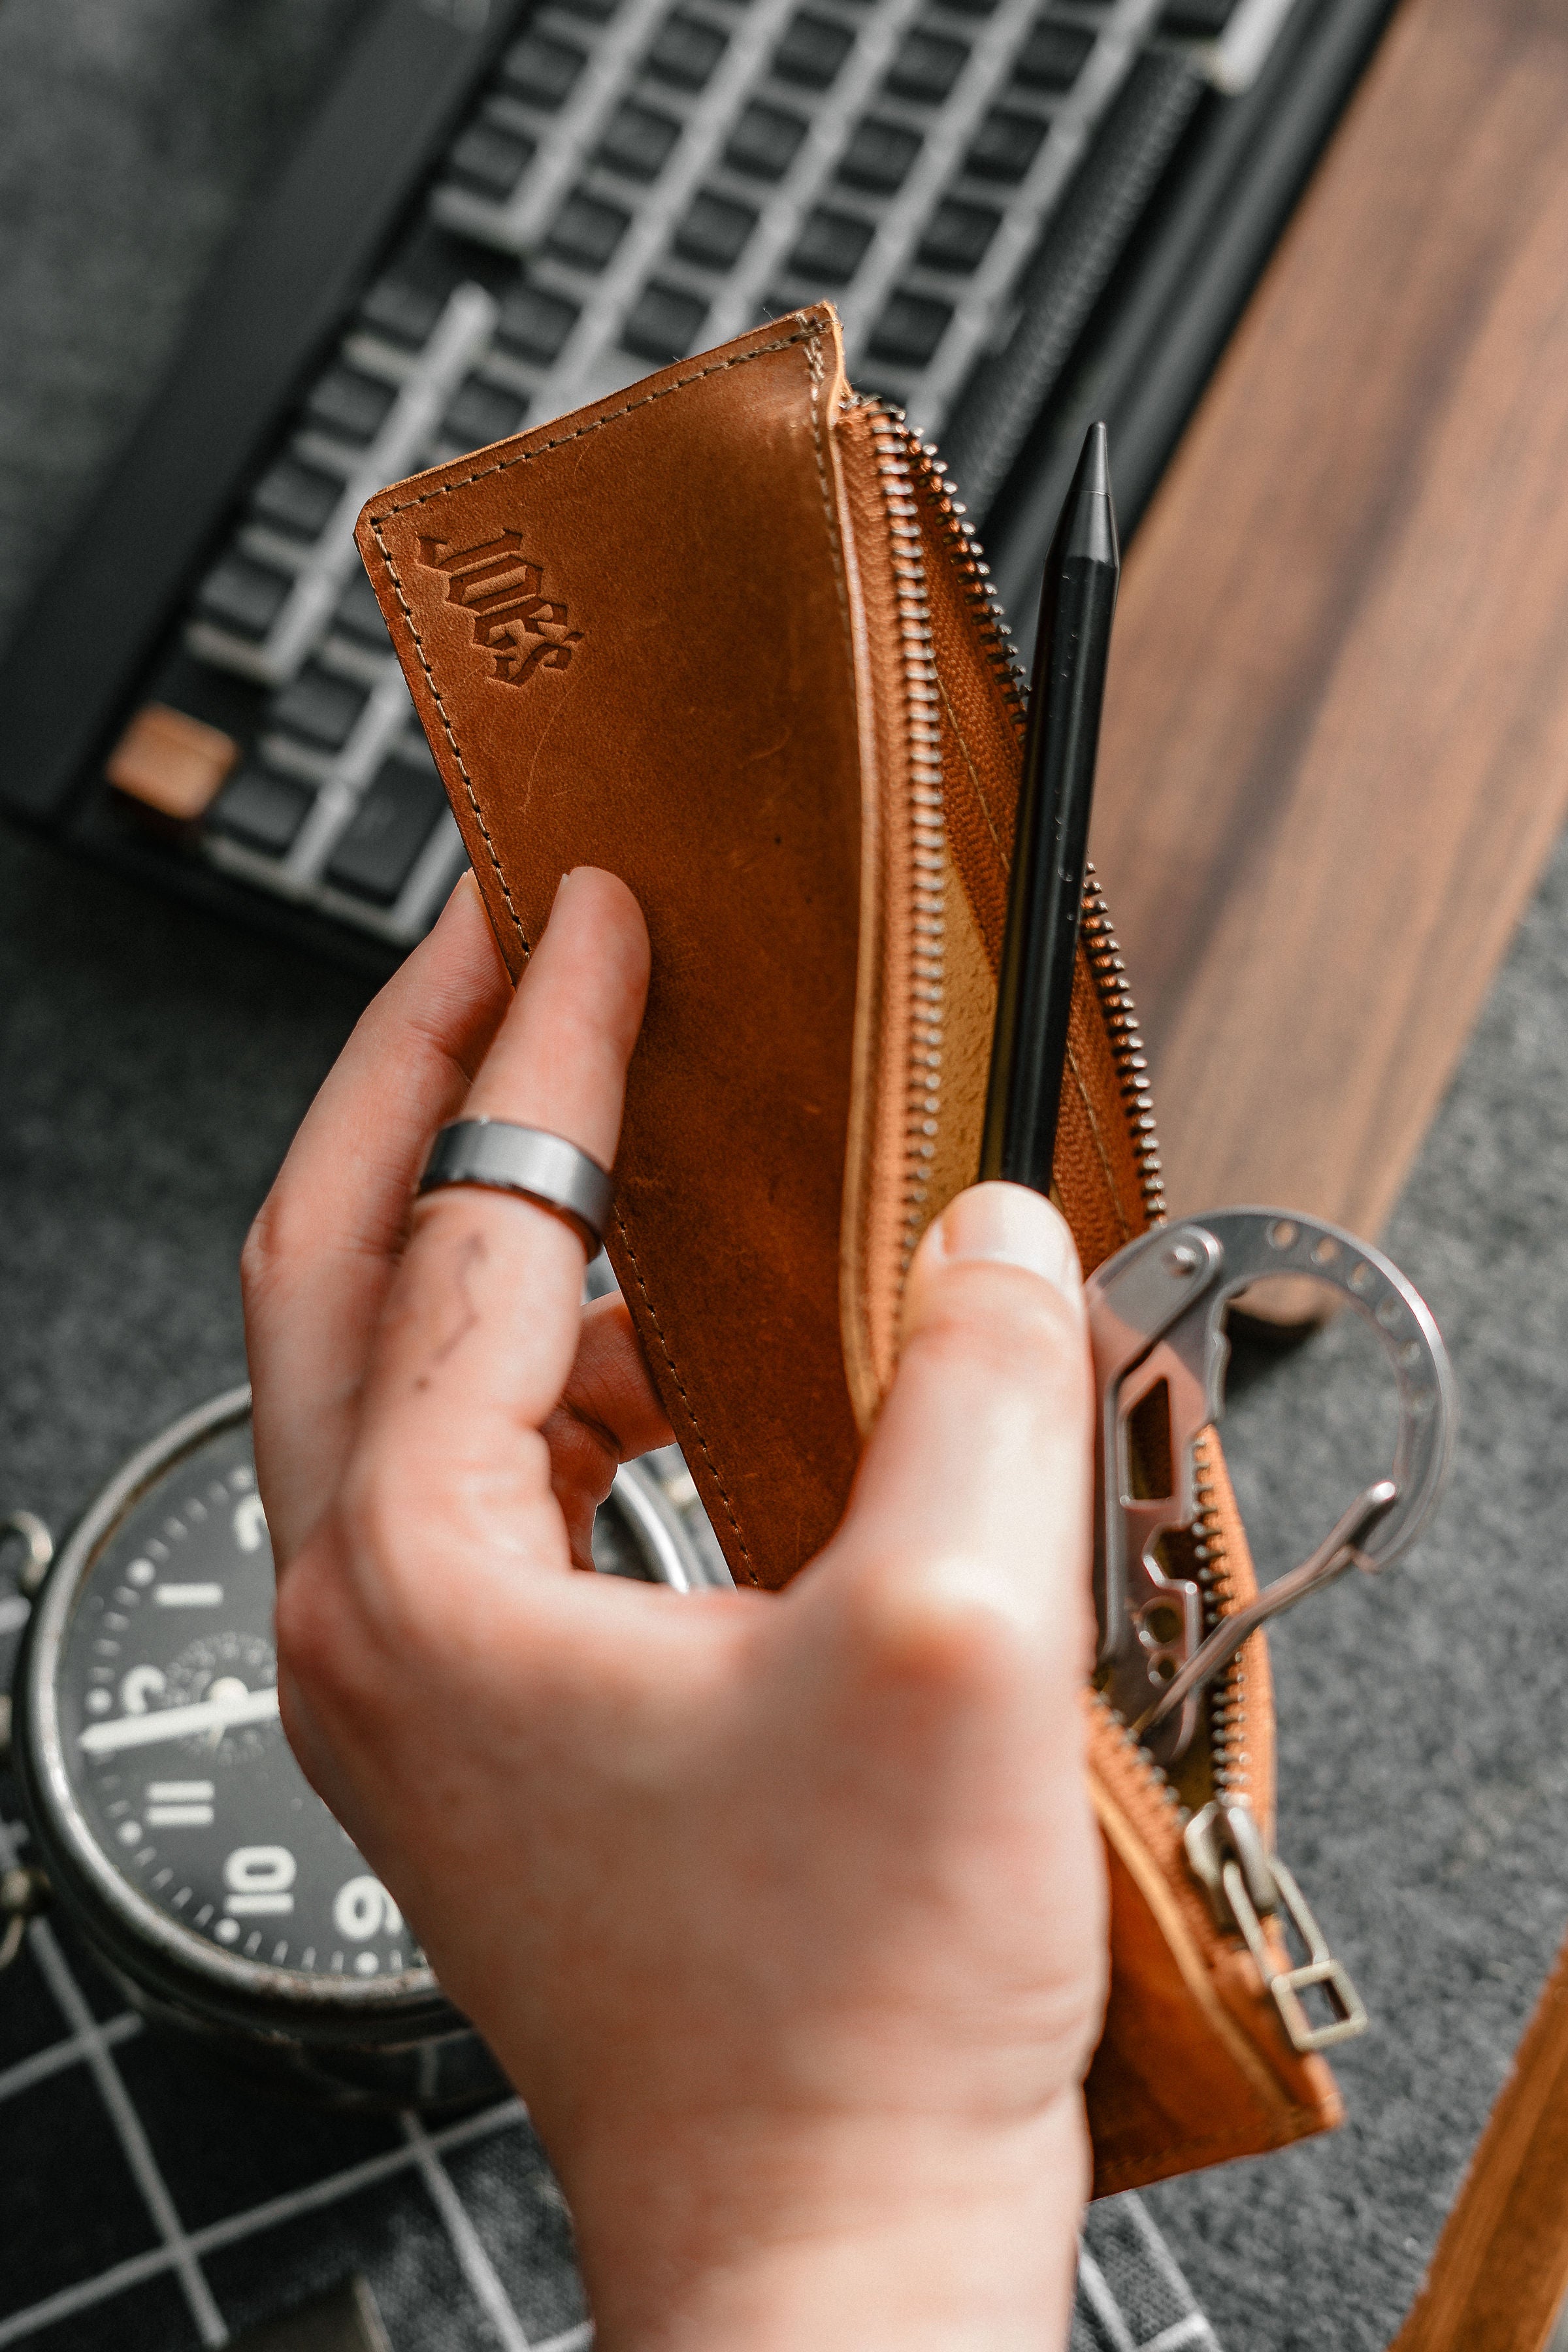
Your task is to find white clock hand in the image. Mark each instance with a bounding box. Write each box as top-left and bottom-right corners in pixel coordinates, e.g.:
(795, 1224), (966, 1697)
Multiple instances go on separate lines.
(79, 1687), (280, 1756)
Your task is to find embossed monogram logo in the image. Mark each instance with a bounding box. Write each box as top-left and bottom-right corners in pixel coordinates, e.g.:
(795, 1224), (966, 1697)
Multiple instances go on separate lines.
(416, 529), (583, 687)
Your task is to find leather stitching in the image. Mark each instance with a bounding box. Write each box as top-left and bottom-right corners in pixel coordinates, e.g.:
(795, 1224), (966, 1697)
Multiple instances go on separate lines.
(365, 323), (823, 519)
(361, 330), (830, 1590)
(368, 515), (530, 953)
(609, 1210), (755, 1578)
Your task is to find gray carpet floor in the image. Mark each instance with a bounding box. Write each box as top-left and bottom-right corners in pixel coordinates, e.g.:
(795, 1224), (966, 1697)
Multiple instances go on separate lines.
(5, 4), (1568, 2345)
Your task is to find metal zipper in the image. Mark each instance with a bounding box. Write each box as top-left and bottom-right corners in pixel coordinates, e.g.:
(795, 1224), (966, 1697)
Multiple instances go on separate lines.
(862, 405), (949, 1279)
(857, 402), (1360, 2054)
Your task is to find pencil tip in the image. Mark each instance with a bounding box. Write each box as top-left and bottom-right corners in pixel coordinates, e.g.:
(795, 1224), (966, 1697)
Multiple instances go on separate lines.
(1062, 421), (1119, 571)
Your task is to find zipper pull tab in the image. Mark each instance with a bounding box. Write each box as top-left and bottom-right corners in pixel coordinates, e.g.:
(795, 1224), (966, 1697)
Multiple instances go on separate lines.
(1184, 1801), (1367, 2055)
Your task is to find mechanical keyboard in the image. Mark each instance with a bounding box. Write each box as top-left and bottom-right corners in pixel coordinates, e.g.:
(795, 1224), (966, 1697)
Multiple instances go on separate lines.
(0, 0), (1394, 972)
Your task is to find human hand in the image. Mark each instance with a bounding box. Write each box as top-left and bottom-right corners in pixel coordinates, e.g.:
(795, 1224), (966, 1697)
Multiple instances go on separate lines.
(244, 868), (1107, 2352)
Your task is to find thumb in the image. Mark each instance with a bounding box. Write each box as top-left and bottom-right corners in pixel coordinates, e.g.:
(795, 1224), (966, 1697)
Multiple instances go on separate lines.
(831, 1183), (1096, 1670)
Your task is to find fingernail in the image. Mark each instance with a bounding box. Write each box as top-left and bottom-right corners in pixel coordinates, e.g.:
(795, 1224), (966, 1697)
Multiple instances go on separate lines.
(932, 1183), (1081, 1296)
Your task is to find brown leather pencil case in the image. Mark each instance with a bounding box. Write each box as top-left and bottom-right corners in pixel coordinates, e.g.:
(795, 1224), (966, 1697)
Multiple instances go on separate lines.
(355, 302), (1344, 2195)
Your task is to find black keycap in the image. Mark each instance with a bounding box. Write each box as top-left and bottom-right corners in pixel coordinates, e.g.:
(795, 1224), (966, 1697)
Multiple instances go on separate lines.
(573, 0), (619, 20)
(725, 101), (809, 180)
(496, 282), (580, 364)
(500, 29), (588, 107)
(272, 666), (367, 751)
(1162, 0), (1239, 29)
(1013, 18), (1094, 90)
(359, 276), (446, 348)
(326, 752), (448, 905)
(787, 207), (874, 284)
(442, 376), (526, 449)
(966, 106), (1047, 181)
(929, 0), (996, 16)
(886, 29), (968, 102)
(917, 196), (1000, 271)
(674, 189), (758, 267)
(548, 189), (632, 270)
(448, 117), (536, 201)
(773, 12), (855, 86)
(209, 764), (314, 857)
(252, 453), (342, 539)
(622, 281), (710, 363)
(647, 10), (728, 88)
(599, 101), (682, 180)
(304, 365), (397, 444)
(838, 116), (922, 193)
(196, 554), (292, 639)
(333, 570), (392, 648)
(870, 289), (953, 366)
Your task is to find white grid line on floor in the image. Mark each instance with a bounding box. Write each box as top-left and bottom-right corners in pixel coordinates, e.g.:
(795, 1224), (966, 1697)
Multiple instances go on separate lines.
(0, 2006), (140, 2104)
(25, 1918), (229, 2348)
(0, 2070), (527, 2349)
(400, 2111), (533, 2352)
(0, 1813), (226, 2348)
(1124, 2193), (1213, 2316)
(532, 2324), (593, 2352)
(1078, 2247), (1139, 2352)
(1143, 2317), (1216, 2352)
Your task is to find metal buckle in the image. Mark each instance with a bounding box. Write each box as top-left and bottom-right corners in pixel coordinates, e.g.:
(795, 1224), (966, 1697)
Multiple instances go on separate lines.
(1085, 1207), (1457, 1764)
(1184, 1802), (1367, 2054)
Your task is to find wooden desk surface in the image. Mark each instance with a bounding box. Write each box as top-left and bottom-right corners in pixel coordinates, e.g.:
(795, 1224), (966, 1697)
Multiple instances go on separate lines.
(1090, 0), (1568, 1251)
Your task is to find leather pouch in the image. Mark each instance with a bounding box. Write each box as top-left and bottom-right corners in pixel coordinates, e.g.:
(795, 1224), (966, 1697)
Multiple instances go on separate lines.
(356, 304), (1343, 2195)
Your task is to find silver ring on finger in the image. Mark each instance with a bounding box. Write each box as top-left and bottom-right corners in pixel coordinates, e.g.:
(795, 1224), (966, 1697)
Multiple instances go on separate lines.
(417, 1119), (614, 1252)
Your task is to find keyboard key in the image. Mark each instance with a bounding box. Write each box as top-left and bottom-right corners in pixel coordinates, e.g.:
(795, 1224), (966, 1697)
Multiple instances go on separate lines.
(870, 289), (953, 365)
(449, 117), (536, 201)
(252, 453), (342, 539)
(885, 30), (968, 102)
(647, 11), (728, 88)
(725, 102), (809, 180)
(326, 751), (447, 904)
(929, 0), (996, 14)
(599, 101), (682, 180)
(1014, 18), (1094, 90)
(272, 666), (367, 751)
(548, 189), (632, 270)
(304, 365), (397, 444)
(196, 553), (292, 640)
(333, 570), (393, 648)
(500, 30), (588, 107)
(359, 276), (446, 348)
(838, 117), (922, 193)
(772, 12), (855, 87)
(787, 206), (874, 284)
(1162, 0), (1239, 28)
(442, 376), (526, 448)
(496, 282), (580, 364)
(623, 281), (710, 363)
(209, 763), (314, 857)
(674, 189), (758, 267)
(917, 196), (1000, 271)
(966, 106), (1047, 182)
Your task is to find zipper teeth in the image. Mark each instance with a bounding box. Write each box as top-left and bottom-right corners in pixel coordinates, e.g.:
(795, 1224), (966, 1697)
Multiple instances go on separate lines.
(1079, 869), (1168, 1228)
(875, 410), (1166, 1234)
(866, 405), (947, 1275)
(1088, 1686), (1185, 1820)
(1190, 1431), (1243, 1798)
(906, 429), (1031, 723)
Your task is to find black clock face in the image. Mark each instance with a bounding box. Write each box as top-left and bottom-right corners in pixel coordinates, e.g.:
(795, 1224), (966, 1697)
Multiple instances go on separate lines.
(50, 1418), (423, 1991)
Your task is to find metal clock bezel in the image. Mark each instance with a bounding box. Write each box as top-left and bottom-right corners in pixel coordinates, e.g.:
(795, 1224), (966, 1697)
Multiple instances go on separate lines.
(15, 1384), (711, 2041)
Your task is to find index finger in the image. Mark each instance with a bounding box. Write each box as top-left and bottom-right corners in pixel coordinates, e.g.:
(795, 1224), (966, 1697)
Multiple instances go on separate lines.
(346, 866), (651, 1575)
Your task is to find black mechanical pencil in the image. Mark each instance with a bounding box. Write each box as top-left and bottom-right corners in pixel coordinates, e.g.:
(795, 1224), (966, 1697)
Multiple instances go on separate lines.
(979, 419), (1121, 1193)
